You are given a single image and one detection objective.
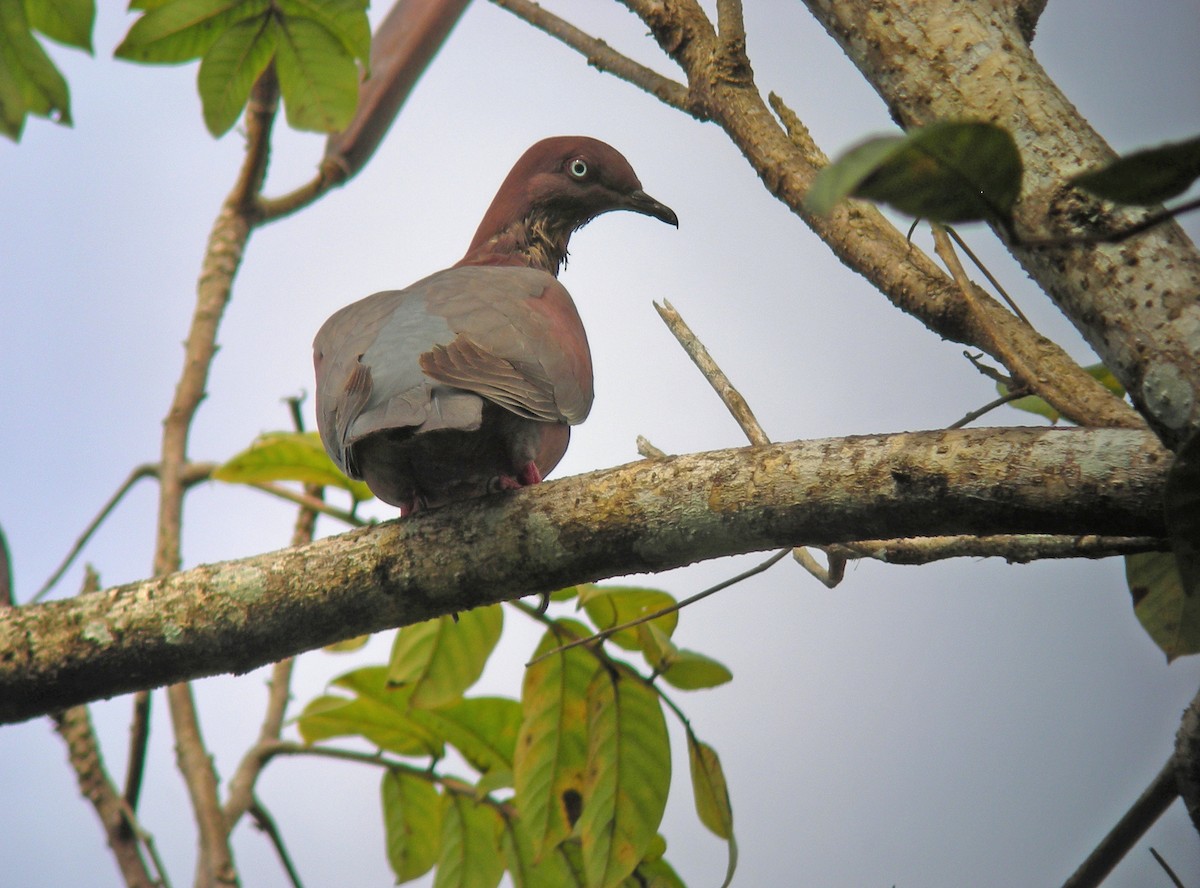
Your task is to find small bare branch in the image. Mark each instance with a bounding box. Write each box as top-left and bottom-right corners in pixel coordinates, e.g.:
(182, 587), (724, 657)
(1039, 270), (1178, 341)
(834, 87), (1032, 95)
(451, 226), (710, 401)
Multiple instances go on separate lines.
(943, 226), (1031, 325)
(122, 690), (152, 822)
(1061, 757), (1179, 888)
(527, 549), (791, 666)
(948, 390), (1030, 429)
(52, 706), (157, 888)
(636, 435), (669, 459)
(655, 299), (770, 446)
(1148, 847), (1186, 888)
(792, 547), (847, 588)
(834, 534), (1165, 565)
(249, 800), (305, 888)
(491, 0), (693, 113)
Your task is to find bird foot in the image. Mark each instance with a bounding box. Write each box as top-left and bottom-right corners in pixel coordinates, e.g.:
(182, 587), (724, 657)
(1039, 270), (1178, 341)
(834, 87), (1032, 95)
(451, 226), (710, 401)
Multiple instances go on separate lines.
(495, 462), (543, 492)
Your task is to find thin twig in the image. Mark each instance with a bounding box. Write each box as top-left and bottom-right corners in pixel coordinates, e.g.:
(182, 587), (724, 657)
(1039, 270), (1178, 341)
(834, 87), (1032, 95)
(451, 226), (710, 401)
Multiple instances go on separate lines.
(224, 404), (317, 831)
(526, 549), (791, 667)
(792, 547), (846, 588)
(247, 481), (365, 526)
(258, 741), (515, 815)
(948, 390), (1031, 429)
(944, 226), (1031, 325)
(1148, 847), (1186, 888)
(122, 690), (152, 824)
(490, 0), (694, 114)
(654, 299), (771, 446)
(1060, 757), (1179, 888)
(249, 800), (305, 888)
(33, 461), (216, 604)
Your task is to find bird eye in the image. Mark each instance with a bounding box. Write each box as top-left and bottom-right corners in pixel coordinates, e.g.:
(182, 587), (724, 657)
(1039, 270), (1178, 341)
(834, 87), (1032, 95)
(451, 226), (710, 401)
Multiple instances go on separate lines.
(567, 158), (589, 179)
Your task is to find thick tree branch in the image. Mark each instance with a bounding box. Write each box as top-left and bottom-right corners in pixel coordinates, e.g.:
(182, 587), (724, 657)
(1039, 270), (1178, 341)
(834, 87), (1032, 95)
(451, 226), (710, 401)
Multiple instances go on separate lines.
(800, 0), (1200, 447)
(511, 0), (1141, 432)
(0, 427), (1169, 724)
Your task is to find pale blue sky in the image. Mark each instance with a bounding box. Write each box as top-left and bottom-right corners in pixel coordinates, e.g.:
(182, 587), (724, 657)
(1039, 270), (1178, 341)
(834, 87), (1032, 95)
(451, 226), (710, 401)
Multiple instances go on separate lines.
(1, 2), (1198, 886)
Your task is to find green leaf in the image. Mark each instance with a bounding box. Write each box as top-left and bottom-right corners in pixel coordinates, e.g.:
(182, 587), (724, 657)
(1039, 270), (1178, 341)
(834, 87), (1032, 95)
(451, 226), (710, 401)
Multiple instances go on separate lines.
(1166, 430), (1200, 598)
(687, 735), (732, 838)
(296, 666), (444, 757)
(272, 12), (358, 133)
(212, 430), (374, 501)
(323, 633), (369, 653)
(999, 363), (1125, 424)
(26, 0), (95, 52)
(409, 697), (522, 777)
(115, 0), (269, 64)
(1071, 135), (1200, 206)
(1127, 552), (1200, 661)
(809, 121), (1022, 223)
(501, 818), (583, 888)
(514, 620), (600, 859)
(805, 135), (906, 216)
(382, 769), (442, 883)
(276, 0), (369, 67)
(0, 0), (72, 138)
(387, 606), (504, 709)
(579, 585), (678, 651)
(632, 853), (688, 888)
(637, 623), (733, 690)
(578, 668), (671, 888)
(434, 793), (505, 888)
(196, 12), (274, 136)
(660, 649), (733, 691)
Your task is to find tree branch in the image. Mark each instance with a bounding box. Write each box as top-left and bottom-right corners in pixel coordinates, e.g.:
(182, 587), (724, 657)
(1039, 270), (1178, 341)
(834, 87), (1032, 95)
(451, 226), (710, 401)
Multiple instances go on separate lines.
(517, 0), (1141, 432)
(158, 67), (281, 888)
(1060, 757), (1181, 888)
(52, 704), (156, 888)
(491, 0), (693, 114)
(0, 427), (1169, 724)
(799, 0), (1200, 447)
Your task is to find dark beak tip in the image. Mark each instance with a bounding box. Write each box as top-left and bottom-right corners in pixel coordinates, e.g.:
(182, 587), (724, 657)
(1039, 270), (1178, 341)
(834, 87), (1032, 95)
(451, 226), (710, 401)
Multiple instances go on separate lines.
(627, 190), (679, 228)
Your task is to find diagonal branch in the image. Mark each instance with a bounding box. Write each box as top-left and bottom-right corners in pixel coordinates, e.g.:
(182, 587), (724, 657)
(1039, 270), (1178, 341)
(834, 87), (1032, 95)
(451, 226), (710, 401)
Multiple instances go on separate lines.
(500, 0), (1143, 432)
(491, 0), (692, 113)
(0, 427), (1170, 725)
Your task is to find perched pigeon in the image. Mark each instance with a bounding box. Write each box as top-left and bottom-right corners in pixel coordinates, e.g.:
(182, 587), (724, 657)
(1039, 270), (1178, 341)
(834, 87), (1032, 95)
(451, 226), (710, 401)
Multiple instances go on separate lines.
(314, 137), (677, 515)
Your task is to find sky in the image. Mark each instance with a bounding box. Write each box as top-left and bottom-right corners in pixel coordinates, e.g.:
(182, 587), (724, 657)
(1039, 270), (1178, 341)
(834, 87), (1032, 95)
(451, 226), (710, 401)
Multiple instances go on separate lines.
(2, 1), (1199, 886)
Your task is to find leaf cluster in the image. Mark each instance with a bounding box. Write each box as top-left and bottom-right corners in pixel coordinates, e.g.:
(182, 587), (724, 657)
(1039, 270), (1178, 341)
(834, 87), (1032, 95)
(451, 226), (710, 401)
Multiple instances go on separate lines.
(295, 587), (737, 888)
(116, 0), (369, 136)
(0, 0), (94, 139)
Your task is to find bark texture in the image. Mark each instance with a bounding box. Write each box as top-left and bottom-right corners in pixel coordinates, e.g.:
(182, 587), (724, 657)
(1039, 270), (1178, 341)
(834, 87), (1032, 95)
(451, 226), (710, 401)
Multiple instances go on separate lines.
(803, 0), (1200, 447)
(0, 427), (1169, 724)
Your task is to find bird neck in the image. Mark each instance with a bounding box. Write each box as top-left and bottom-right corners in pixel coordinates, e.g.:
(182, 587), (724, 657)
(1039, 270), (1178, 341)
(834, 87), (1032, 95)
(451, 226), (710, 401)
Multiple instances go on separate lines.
(460, 207), (581, 276)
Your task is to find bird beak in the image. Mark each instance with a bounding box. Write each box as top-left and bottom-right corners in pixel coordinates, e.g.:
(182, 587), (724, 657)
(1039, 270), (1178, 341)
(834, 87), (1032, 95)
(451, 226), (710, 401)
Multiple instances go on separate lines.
(623, 189), (679, 227)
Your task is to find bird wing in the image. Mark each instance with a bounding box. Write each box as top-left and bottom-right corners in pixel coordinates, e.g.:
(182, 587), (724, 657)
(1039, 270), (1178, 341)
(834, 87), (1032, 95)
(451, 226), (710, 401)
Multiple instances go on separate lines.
(313, 265), (593, 476)
(420, 265), (594, 425)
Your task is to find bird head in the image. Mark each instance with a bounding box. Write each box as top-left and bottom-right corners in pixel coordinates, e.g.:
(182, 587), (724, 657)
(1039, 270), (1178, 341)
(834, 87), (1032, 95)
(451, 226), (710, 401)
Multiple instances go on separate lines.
(461, 136), (677, 272)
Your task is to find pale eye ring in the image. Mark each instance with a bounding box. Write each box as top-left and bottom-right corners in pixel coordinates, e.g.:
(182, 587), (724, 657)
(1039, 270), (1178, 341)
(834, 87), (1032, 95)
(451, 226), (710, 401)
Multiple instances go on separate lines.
(568, 158), (589, 179)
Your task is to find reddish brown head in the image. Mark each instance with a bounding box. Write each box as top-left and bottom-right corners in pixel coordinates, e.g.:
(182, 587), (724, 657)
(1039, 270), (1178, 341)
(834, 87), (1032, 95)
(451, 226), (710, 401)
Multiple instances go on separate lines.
(459, 136), (677, 274)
